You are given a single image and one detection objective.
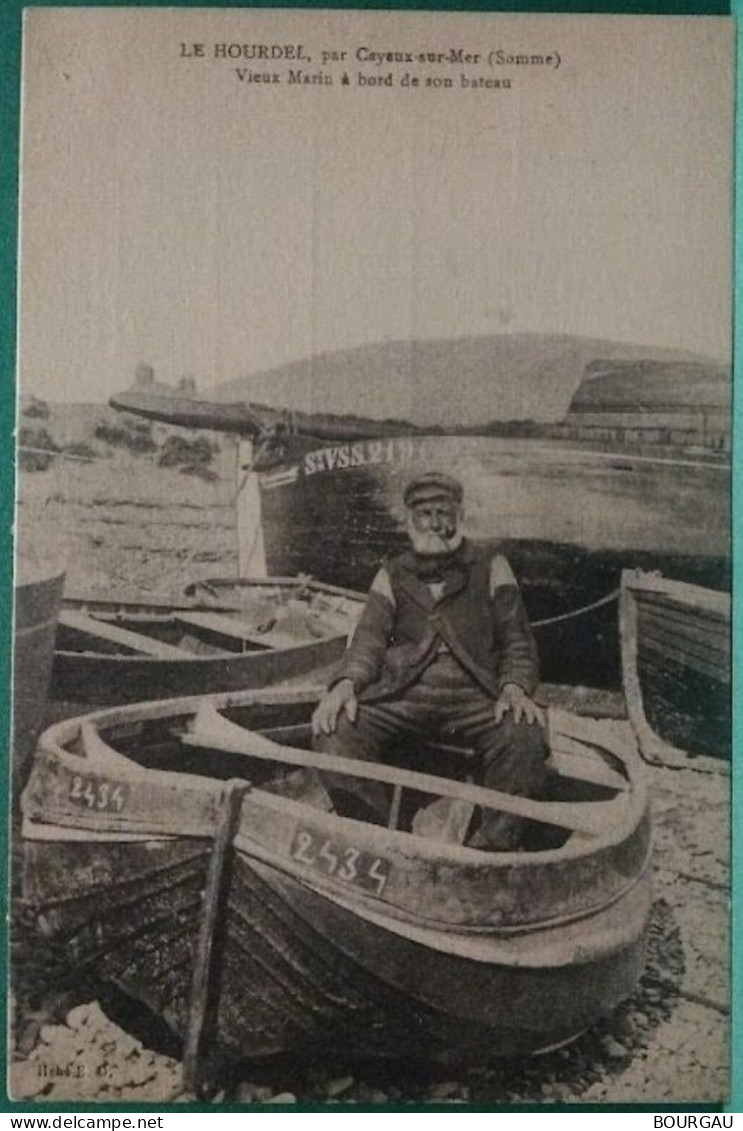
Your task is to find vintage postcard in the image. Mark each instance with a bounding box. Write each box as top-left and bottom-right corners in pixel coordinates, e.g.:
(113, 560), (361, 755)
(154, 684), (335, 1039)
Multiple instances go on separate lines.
(8, 6), (733, 1107)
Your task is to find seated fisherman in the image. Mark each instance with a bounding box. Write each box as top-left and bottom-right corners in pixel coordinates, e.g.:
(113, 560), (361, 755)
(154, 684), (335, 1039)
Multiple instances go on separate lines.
(312, 471), (548, 849)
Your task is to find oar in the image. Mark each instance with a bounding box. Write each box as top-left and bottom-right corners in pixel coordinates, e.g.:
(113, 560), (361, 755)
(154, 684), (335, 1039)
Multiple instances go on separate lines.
(183, 704), (628, 839)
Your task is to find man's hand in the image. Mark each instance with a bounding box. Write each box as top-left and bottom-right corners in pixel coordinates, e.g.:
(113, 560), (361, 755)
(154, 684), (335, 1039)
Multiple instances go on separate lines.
(312, 679), (358, 737)
(494, 683), (545, 727)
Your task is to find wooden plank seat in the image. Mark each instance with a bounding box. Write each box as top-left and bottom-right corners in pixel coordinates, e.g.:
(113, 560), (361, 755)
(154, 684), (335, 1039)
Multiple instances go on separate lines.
(184, 704), (630, 838)
(58, 610), (192, 659)
(258, 723), (628, 793)
(175, 611), (300, 652)
(253, 718), (629, 845)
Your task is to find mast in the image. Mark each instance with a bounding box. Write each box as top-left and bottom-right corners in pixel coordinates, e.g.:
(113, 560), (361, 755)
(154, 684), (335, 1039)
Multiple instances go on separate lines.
(235, 439), (267, 578)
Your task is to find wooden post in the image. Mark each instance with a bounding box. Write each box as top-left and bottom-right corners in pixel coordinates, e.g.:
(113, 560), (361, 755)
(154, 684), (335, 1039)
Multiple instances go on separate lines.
(387, 784), (403, 830)
(182, 779), (250, 1096)
(236, 438), (267, 579)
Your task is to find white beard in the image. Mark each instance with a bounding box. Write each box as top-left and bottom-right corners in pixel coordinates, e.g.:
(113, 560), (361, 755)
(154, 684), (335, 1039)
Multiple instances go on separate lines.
(406, 525), (463, 556)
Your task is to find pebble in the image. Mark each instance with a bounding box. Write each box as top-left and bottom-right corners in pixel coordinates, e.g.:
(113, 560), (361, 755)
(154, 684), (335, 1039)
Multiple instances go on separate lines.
(39, 1024), (67, 1045)
(551, 1083), (576, 1101)
(10, 1001), (184, 1103)
(367, 1089), (389, 1104)
(430, 1081), (460, 1100)
(66, 1005), (91, 1030)
(325, 1074), (354, 1098)
(16, 1021), (42, 1058)
(250, 1085), (276, 1103)
(235, 1082), (259, 1103)
(601, 1037), (628, 1060)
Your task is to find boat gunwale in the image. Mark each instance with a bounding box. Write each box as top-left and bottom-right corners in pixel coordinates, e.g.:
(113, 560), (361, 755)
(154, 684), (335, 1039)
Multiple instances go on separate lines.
(55, 632), (348, 667)
(63, 576), (365, 610)
(621, 569), (731, 617)
(186, 575), (366, 604)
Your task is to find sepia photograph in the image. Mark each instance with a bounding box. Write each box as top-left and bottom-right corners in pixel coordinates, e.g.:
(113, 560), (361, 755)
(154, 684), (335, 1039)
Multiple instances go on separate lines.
(8, 6), (733, 1107)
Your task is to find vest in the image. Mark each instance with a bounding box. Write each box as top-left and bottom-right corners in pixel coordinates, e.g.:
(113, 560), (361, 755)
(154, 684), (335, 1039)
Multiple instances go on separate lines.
(347, 541), (538, 703)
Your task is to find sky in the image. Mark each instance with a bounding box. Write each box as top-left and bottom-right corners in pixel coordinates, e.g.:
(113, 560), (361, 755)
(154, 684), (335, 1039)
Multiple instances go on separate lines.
(17, 8), (734, 406)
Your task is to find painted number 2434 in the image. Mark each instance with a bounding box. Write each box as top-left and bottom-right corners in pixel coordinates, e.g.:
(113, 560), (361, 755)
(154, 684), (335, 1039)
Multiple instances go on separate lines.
(290, 827), (389, 895)
(69, 775), (125, 812)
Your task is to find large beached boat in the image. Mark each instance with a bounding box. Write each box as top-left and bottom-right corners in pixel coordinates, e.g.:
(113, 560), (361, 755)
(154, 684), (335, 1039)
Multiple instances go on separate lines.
(110, 369), (730, 690)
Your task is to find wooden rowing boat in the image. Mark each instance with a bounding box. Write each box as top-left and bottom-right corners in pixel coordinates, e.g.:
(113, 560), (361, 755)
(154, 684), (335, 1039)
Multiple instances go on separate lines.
(20, 686), (651, 1070)
(13, 566), (66, 797)
(52, 579), (362, 712)
(619, 569), (731, 765)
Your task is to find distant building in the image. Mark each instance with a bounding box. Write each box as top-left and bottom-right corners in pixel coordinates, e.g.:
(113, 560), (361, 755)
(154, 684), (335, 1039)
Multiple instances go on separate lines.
(562, 360), (730, 451)
(135, 361), (155, 387)
(132, 364), (198, 397)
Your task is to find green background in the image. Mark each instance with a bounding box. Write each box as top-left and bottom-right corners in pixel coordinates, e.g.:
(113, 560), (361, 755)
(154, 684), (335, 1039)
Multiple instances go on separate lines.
(0, 0), (737, 1115)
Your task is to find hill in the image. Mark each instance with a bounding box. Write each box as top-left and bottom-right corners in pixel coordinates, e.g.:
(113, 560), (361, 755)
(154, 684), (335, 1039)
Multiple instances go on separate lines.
(211, 333), (722, 428)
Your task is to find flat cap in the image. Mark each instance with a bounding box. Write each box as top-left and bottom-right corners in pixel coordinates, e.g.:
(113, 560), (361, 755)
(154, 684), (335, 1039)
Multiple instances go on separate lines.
(403, 471), (464, 508)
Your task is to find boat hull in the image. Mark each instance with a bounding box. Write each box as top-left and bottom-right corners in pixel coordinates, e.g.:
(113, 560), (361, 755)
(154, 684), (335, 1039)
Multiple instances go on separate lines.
(248, 435), (730, 689)
(13, 569), (66, 795)
(620, 571), (731, 763)
(50, 581), (362, 712)
(51, 635), (343, 711)
(22, 834), (651, 1063)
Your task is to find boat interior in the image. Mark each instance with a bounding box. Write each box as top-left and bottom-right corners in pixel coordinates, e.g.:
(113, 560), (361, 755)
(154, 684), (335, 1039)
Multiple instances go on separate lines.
(66, 698), (634, 854)
(56, 590), (357, 659)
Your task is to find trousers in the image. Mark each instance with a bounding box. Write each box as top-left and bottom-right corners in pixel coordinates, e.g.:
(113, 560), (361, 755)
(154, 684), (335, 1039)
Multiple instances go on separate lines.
(314, 652), (548, 849)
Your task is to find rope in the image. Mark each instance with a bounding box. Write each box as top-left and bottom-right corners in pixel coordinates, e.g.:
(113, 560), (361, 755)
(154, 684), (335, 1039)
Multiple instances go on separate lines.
(532, 588), (620, 629)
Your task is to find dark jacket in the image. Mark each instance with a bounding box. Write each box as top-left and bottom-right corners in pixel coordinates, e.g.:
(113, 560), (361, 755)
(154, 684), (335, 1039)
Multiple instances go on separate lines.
(333, 540), (539, 702)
